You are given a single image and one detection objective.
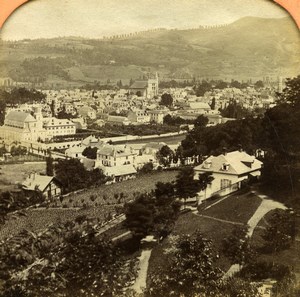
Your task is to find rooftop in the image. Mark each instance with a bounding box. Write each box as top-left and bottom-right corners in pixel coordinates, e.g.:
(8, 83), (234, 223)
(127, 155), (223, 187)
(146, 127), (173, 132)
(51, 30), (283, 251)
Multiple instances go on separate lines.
(194, 150), (262, 175)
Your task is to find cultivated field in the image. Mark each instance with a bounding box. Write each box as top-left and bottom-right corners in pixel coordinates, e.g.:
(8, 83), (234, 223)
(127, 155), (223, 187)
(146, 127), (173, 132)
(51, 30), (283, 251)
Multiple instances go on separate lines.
(0, 170), (179, 241)
(56, 170), (179, 208)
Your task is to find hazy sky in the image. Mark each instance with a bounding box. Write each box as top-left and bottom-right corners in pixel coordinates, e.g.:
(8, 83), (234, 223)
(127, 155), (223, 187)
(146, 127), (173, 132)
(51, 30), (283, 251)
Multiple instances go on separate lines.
(0, 0), (289, 40)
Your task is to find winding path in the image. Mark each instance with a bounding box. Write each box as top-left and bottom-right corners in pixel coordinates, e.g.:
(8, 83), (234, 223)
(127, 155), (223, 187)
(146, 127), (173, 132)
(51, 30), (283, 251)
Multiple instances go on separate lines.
(222, 192), (287, 279)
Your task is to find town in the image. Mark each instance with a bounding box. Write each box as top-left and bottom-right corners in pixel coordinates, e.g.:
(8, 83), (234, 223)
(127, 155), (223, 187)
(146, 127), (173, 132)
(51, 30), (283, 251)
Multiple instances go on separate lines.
(0, 72), (299, 297)
(0, 2), (299, 296)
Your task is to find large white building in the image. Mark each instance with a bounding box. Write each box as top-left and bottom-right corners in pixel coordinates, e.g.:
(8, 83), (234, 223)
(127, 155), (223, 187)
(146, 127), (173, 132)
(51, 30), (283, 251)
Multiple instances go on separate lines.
(194, 150), (262, 202)
(0, 108), (76, 145)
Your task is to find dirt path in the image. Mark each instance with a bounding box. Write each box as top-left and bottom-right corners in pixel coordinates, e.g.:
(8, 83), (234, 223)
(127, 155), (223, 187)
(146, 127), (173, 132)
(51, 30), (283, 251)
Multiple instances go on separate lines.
(223, 192), (287, 279)
(131, 249), (153, 294)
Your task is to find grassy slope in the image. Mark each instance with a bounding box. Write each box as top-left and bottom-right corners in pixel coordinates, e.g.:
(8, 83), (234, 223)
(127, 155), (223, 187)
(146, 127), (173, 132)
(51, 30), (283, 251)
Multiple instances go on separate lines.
(200, 192), (262, 224)
(147, 191), (264, 284)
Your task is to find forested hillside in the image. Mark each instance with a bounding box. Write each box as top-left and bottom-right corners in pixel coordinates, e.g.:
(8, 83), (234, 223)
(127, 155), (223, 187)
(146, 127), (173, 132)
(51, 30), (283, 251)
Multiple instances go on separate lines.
(0, 17), (299, 85)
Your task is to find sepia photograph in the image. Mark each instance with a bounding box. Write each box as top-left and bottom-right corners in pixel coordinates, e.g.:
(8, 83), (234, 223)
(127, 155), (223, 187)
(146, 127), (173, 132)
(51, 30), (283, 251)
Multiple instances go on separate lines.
(0, 0), (299, 296)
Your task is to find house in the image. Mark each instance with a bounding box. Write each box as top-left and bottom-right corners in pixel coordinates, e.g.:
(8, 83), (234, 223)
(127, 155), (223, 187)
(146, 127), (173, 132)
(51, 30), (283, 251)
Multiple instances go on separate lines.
(127, 109), (150, 124)
(65, 145), (85, 158)
(147, 109), (169, 124)
(96, 144), (137, 167)
(102, 164), (137, 183)
(71, 117), (87, 129)
(194, 150), (262, 203)
(22, 173), (62, 200)
(106, 115), (131, 126)
(77, 106), (97, 120)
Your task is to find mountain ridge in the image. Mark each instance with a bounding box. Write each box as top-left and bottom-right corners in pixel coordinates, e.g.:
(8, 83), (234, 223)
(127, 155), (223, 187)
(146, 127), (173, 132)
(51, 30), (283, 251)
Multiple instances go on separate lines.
(0, 16), (299, 86)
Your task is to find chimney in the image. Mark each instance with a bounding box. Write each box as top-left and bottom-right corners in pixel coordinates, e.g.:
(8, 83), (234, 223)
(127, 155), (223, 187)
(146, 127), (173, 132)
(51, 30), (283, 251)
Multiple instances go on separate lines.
(222, 147), (227, 156)
(203, 160), (212, 169)
(238, 144), (243, 152)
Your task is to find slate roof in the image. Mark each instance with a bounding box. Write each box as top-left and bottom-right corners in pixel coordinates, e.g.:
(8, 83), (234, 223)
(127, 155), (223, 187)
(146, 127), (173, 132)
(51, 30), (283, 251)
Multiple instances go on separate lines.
(5, 111), (36, 123)
(194, 151), (262, 176)
(130, 81), (148, 89)
(103, 164), (137, 177)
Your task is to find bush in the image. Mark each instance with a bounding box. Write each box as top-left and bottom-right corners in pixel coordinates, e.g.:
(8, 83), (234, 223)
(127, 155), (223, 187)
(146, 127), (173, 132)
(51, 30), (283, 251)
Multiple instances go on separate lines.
(239, 261), (294, 283)
(90, 195), (96, 202)
(139, 162), (154, 174)
(262, 210), (296, 253)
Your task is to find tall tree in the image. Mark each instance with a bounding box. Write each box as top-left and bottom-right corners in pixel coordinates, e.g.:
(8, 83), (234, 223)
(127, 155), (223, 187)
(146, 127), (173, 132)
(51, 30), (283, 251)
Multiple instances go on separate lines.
(160, 93), (173, 107)
(147, 231), (223, 297)
(46, 156), (54, 176)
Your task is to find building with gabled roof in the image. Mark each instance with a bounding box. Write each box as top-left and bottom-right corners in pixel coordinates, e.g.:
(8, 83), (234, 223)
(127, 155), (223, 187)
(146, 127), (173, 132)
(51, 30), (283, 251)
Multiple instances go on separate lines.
(102, 164), (137, 183)
(129, 73), (159, 99)
(96, 144), (137, 167)
(22, 173), (62, 200)
(194, 150), (262, 202)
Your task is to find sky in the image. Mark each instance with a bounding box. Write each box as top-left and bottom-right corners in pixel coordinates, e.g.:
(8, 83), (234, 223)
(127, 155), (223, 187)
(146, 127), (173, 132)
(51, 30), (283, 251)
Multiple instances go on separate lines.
(0, 0), (289, 40)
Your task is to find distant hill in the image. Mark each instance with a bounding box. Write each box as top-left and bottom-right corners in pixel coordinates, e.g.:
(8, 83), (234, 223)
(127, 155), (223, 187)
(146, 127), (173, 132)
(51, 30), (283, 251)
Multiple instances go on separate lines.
(0, 16), (299, 87)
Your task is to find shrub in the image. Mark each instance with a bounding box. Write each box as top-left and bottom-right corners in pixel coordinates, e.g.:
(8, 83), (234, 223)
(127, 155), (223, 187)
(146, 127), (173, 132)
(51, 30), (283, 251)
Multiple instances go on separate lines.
(90, 195), (96, 202)
(239, 261), (293, 283)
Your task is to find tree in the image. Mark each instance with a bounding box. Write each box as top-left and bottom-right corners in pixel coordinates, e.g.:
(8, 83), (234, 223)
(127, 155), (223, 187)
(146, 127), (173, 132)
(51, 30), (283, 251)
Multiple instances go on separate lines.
(279, 75), (300, 106)
(147, 231), (223, 297)
(140, 162), (154, 174)
(46, 156), (54, 176)
(124, 193), (157, 239)
(54, 159), (106, 193)
(82, 146), (97, 159)
(254, 80), (264, 89)
(175, 167), (203, 202)
(156, 145), (174, 167)
(124, 182), (181, 239)
(220, 101), (250, 119)
(210, 97), (216, 110)
(230, 80), (242, 89)
(194, 80), (212, 96)
(222, 225), (255, 265)
(0, 218), (133, 296)
(194, 114), (208, 128)
(262, 209), (296, 252)
(197, 172), (214, 200)
(215, 81), (228, 89)
(160, 93), (173, 107)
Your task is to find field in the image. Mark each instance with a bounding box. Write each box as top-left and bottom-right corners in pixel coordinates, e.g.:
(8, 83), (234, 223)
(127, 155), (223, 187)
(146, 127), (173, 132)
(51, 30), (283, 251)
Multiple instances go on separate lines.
(0, 170), (179, 241)
(55, 170), (179, 208)
(0, 162), (46, 192)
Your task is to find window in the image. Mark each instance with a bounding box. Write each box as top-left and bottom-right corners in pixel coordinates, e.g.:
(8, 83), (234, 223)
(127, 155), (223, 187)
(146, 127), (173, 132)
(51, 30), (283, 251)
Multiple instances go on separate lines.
(221, 179), (231, 190)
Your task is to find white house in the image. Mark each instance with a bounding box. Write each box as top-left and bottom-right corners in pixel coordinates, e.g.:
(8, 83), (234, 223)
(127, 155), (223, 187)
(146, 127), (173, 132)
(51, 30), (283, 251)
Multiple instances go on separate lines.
(96, 144), (137, 167)
(147, 109), (169, 124)
(127, 109), (150, 124)
(194, 150), (262, 203)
